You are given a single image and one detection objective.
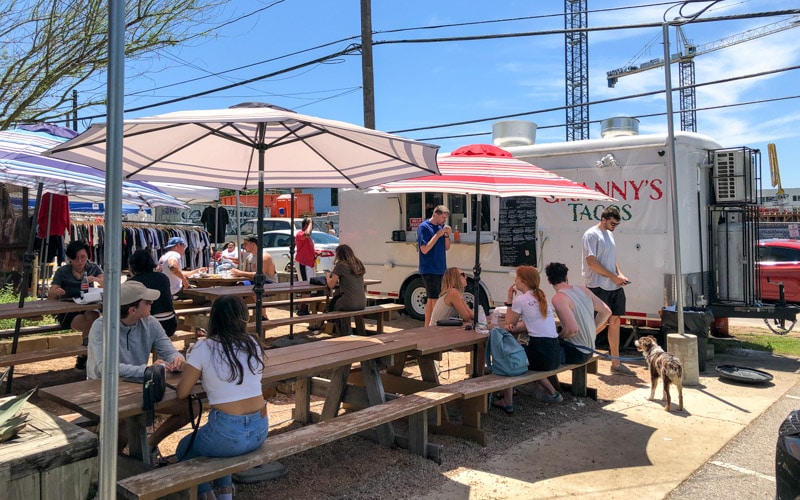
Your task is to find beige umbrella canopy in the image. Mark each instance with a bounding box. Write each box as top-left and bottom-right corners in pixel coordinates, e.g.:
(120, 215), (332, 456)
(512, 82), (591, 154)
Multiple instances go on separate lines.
(45, 103), (441, 338)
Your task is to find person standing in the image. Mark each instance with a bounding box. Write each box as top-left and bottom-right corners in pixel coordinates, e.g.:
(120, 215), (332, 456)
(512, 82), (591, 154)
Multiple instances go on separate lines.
(176, 295), (268, 500)
(581, 206), (634, 375)
(295, 218), (318, 316)
(417, 205), (452, 327)
(48, 239), (104, 371)
(545, 262), (611, 364)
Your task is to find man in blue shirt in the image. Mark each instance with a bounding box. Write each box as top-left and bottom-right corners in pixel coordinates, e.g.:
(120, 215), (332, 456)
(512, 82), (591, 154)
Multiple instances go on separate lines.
(418, 205), (452, 326)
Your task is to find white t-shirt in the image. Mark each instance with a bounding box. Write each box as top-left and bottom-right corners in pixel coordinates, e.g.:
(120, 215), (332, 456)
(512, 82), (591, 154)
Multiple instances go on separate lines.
(582, 224), (619, 291)
(221, 247), (239, 262)
(187, 338), (264, 405)
(158, 250), (184, 295)
(511, 290), (558, 344)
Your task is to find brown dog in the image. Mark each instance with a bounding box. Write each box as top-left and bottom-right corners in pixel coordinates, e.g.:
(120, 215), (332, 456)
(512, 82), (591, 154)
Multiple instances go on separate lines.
(634, 335), (684, 412)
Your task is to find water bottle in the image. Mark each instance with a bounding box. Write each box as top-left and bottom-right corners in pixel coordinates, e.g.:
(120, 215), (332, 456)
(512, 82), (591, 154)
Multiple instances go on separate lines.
(80, 272), (89, 299)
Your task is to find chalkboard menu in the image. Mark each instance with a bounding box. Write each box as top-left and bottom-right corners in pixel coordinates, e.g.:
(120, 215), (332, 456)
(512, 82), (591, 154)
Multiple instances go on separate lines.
(498, 197), (537, 267)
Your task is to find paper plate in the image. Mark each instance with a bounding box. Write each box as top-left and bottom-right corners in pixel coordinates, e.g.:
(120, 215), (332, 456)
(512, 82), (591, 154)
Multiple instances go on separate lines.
(715, 365), (774, 384)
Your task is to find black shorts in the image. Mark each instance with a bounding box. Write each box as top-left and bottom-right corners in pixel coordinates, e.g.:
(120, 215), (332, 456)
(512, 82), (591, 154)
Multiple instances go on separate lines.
(589, 287), (626, 316)
(55, 311), (80, 330)
(525, 337), (561, 371)
(560, 339), (593, 364)
(421, 274), (443, 301)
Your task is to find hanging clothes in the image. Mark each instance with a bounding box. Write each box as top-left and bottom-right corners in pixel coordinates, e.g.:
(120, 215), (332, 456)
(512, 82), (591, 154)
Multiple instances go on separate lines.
(35, 192), (70, 264)
(201, 205), (229, 244)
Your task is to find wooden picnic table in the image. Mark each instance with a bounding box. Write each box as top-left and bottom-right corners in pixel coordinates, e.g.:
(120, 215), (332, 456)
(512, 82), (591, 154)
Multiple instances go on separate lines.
(0, 298), (101, 321)
(181, 281), (327, 303)
(38, 335), (418, 465)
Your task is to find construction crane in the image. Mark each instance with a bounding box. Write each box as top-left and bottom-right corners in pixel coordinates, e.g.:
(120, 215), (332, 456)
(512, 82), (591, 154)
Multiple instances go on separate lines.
(768, 143), (787, 208)
(565, 0), (589, 141)
(606, 15), (800, 132)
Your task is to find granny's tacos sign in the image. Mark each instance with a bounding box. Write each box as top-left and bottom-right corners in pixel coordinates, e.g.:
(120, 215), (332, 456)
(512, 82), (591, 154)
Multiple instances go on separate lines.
(538, 164), (668, 234)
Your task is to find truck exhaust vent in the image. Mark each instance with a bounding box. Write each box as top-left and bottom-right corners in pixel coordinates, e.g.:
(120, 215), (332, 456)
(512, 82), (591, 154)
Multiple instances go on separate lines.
(600, 117), (639, 138)
(492, 120), (537, 147)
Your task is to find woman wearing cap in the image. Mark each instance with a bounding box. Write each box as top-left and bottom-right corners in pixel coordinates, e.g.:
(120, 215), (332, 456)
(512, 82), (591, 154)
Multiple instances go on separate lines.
(158, 236), (206, 296)
(129, 249), (178, 337)
(176, 295), (268, 500)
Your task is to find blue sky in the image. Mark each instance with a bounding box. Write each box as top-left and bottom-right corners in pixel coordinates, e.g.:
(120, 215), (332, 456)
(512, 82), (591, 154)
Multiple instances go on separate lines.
(79, 1), (800, 187)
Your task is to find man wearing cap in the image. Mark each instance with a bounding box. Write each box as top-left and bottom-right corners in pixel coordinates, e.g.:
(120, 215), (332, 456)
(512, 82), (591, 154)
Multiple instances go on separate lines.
(158, 236), (206, 296)
(86, 281), (189, 450)
(231, 236), (278, 283)
(417, 205), (452, 327)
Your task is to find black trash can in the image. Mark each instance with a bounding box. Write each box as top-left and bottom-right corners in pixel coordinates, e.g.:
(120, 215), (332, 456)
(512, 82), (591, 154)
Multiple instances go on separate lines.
(660, 307), (713, 372)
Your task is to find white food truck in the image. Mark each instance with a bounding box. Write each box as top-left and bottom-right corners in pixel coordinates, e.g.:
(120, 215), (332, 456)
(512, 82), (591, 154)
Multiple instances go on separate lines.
(340, 128), (761, 324)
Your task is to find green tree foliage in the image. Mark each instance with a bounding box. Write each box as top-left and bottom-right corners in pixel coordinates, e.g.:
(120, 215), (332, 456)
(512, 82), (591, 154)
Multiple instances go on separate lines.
(0, 0), (226, 129)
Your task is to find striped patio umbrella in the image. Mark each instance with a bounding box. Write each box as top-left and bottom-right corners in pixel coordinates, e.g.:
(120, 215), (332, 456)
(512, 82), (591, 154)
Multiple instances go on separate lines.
(0, 124), (186, 208)
(374, 143), (615, 326)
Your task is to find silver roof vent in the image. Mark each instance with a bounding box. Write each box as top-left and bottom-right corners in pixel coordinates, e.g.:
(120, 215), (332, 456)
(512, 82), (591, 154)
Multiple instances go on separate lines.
(492, 120), (537, 147)
(600, 117), (640, 138)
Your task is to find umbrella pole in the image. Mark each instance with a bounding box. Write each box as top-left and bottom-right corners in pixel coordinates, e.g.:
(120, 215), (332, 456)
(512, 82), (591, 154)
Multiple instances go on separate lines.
(5, 183), (43, 394)
(253, 138), (266, 341)
(288, 189), (295, 340)
(471, 194), (482, 379)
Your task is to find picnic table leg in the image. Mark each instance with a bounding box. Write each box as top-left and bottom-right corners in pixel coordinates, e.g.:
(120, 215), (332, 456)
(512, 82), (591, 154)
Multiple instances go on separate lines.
(360, 358), (395, 447)
(417, 356), (440, 384)
(125, 415), (150, 466)
(571, 365), (588, 397)
(386, 352), (407, 376)
(293, 377), (311, 424)
(320, 365), (350, 420)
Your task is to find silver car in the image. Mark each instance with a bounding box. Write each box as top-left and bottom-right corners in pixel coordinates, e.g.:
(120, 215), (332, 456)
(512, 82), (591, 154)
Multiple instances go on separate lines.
(261, 229), (338, 278)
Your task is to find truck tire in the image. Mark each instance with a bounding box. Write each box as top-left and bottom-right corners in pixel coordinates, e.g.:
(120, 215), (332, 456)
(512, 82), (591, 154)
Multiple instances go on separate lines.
(464, 279), (490, 320)
(403, 277), (427, 321)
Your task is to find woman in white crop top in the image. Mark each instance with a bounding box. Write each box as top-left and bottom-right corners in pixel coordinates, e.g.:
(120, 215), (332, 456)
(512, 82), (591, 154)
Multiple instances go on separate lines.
(176, 295), (267, 500)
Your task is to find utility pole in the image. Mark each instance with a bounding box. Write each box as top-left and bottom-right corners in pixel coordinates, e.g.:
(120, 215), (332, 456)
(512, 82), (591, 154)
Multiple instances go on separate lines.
(360, 0), (375, 129)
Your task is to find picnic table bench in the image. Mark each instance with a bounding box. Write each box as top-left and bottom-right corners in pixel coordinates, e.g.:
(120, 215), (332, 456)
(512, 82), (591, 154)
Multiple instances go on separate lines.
(246, 302), (405, 336)
(116, 387), (460, 500)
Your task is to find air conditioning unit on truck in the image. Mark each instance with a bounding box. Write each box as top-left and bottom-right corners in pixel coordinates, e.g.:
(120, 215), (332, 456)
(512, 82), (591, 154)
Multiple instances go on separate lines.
(339, 130), (767, 325)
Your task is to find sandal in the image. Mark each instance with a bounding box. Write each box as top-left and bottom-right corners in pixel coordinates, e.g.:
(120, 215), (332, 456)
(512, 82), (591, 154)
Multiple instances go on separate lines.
(490, 399), (514, 415)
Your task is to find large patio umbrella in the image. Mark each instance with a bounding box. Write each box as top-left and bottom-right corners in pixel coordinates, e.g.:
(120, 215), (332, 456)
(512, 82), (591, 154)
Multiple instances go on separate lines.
(373, 143), (615, 326)
(45, 104), (441, 339)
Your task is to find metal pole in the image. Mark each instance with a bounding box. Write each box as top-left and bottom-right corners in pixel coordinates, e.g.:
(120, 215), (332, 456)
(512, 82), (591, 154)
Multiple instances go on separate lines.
(98, 1), (124, 496)
(663, 22), (685, 334)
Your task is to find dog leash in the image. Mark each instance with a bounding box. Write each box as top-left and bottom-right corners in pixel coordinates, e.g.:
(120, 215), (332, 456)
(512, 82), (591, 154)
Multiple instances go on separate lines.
(165, 382), (202, 461)
(562, 341), (644, 362)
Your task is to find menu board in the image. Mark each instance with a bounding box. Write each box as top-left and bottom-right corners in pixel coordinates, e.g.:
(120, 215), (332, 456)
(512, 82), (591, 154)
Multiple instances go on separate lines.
(498, 197), (537, 267)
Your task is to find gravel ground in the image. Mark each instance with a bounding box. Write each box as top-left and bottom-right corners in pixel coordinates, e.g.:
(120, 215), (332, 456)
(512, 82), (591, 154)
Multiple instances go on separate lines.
(12, 308), (723, 500)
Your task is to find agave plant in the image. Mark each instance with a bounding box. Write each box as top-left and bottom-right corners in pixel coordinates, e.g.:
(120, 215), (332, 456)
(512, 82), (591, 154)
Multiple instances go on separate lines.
(0, 372), (35, 443)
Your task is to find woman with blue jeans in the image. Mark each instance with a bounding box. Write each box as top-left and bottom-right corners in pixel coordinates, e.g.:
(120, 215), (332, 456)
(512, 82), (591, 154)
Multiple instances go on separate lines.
(177, 295), (268, 500)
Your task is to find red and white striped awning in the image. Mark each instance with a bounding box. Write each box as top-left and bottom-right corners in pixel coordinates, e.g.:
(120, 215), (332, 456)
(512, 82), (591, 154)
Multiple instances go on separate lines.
(374, 143), (614, 201)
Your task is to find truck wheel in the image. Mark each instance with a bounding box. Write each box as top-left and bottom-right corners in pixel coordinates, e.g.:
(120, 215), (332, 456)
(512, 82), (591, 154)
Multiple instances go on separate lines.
(403, 277), (427, 321)
(464, 280), (490, 320)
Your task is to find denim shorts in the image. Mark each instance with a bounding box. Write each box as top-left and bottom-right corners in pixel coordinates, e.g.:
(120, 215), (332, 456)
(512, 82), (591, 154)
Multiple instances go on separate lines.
(177, 407), (269, 493)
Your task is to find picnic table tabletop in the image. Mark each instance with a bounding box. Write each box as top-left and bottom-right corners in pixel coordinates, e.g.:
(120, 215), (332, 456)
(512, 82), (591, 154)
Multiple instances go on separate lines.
(0, 298), (101, 321)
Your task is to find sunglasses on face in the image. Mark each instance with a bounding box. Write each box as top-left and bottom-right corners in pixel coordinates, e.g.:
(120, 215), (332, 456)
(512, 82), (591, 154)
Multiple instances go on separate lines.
(459, 272), (466, 277)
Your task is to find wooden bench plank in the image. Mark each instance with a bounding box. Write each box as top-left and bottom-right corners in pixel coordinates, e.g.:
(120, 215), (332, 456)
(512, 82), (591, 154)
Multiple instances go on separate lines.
(246, 303), (404, 334)
(0, 323), (69, 339)
(431, 355), (600, 446)
(117, 388), (461, 500)
(0, 345), (87, 368)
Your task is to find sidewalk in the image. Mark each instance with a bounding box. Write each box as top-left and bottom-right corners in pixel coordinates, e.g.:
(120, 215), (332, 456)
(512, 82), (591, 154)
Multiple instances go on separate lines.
(420, 348), (800, 499)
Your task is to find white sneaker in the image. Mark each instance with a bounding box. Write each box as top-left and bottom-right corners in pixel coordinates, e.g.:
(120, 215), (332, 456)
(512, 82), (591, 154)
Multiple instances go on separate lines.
(537, 391), (563, 403)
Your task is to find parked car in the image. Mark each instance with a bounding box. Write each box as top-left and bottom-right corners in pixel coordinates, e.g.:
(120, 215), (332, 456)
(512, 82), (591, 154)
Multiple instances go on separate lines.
(229, 218), (323, 236)
(776, 408), (800, 499)
(757, 239), (800, 303)
(261, 229), (338, 278)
